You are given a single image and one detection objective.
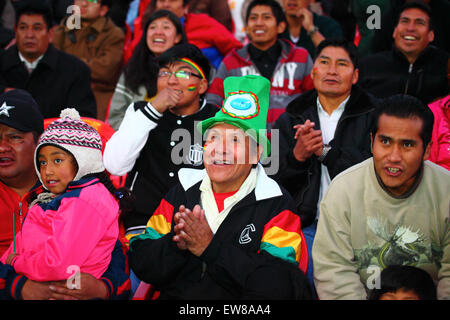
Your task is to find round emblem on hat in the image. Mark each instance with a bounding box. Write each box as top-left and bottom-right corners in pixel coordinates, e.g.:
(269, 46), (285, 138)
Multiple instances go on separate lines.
(222, 91), (259, 119)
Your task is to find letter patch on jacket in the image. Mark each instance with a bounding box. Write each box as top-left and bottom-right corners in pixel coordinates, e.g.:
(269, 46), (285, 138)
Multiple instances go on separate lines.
(239, 224), (256, 244)
(188, 143), (204, 166)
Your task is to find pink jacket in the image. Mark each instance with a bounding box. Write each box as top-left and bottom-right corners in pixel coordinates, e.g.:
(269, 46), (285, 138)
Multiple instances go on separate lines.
(428, 95), (450, 170)
(0, 178), (119, 281)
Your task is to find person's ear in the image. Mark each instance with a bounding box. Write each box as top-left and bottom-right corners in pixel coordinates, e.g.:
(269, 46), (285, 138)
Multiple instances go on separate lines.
(370, 132), (374, 154)
(48, 26), (55, 43)
(277, 21), (287, 34)
(352, 68), (359, 85)
(174, 33), (182, 44)
(100, 5), (109, 17)
(427, 29), (435, 44)
(392, 25), (398, 40)
(311, 65), (317, 80)
(423, 142), (431, 161)
(251, 144), (263, 164)
(198, 78), (208, 95)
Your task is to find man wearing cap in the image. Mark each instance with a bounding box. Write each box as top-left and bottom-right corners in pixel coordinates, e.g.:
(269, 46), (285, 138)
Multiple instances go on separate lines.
(0, 89), (43, 258)
(128, 75), (311, 300)
(0, 89), (129, 300)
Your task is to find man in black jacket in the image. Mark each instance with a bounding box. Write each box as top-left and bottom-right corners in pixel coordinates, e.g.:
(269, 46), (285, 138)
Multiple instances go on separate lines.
(128, 75), (311, 300)
(0, 0), (97, 119)
(271, 38), (377, 291)
(358, 0), (449, 104)
(104, 43), (218, 241)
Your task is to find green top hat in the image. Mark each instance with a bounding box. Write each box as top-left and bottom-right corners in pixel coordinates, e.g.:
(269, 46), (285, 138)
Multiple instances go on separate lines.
(198, 75), (271, 158)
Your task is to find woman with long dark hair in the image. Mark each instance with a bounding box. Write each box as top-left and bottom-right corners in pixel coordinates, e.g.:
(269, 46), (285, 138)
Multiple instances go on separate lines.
(107, 10), (187, 130)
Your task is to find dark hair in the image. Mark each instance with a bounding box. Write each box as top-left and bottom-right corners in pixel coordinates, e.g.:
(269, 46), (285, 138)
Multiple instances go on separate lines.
(158, 43), (211, 83)
(368, 265), (437, 300)
(245, 0), (286, 25)
(397, 0), (434, 31)
(315, 38), (359, 69)
(101, 0), (113, 7)
(15, 0), (53, 30)
(371, 94), (435, 151)
(86, 172), (135, 223)
(124, 10), (187, 95)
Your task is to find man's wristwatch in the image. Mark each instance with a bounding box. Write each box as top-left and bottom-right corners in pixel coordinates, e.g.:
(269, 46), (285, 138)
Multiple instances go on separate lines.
(317, 144), (331, 162)
(307, 25), (319, 37)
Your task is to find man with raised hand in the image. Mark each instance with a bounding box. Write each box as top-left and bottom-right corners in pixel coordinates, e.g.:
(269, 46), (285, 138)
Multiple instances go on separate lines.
(272, 39), (377, 291)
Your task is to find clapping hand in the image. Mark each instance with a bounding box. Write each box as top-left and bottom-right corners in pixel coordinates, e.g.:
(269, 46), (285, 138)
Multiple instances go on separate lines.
(173, 204), (213, 256)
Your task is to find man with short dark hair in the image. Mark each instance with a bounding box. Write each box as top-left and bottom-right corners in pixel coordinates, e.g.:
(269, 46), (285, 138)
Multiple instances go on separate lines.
(358, 0), (449, 104)
(312, 94), (450, 300)
(272, 39), (377, 290)
(206, 0), (314, 129)
(53, 0), (125, 121)
(0, 0), (97, 119)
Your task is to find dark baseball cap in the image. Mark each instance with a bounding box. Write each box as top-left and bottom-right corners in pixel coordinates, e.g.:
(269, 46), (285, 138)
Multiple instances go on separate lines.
(0, 89), (44, 134)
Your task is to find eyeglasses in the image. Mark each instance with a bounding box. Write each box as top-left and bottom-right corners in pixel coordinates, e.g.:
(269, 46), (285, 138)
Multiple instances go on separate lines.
(158, 70), (202, 80)
(75, 0), (100, 4)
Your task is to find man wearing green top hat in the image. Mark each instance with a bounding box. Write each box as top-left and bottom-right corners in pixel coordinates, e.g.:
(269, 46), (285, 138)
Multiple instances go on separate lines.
(128, 75), (311, 300)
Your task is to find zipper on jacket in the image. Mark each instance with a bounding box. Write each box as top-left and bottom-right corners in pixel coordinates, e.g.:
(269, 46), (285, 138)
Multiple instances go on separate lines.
(404, 63), (413, 94)
(12, 202), (23, 254)
(201, 262), (207, 279)
(18, 202), (23, 226)
(130, 171), (139, 191)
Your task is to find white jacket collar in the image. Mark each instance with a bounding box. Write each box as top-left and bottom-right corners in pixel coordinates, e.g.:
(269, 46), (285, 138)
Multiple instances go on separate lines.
(178, 163), (282, 201)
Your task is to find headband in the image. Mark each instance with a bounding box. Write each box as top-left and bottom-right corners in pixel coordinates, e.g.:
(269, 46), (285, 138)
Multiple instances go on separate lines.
(179, 58), (206, 79)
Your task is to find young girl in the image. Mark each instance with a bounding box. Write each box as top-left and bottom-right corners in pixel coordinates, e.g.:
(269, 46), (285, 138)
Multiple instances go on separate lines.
(0, 109), (131, 281)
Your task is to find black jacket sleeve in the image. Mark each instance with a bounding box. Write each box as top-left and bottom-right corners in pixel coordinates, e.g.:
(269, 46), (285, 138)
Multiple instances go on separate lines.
(128, 231), (191, 288)
(100, 240), (131, 300)
(323, 138), (373, 179)
(127, 186), (191, 288)
(199, 196), (312, 299)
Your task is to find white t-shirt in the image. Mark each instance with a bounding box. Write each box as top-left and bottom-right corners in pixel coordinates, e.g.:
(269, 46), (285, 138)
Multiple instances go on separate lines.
(315, 95), (349, 219)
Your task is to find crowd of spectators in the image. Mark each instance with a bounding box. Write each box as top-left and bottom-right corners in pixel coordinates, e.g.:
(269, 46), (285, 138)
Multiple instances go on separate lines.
(0, 0), (448, 301)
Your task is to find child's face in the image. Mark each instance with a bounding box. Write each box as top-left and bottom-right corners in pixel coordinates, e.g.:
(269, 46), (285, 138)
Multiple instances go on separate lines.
(38, 145), (77, 195)
(379, 289), (420, 300)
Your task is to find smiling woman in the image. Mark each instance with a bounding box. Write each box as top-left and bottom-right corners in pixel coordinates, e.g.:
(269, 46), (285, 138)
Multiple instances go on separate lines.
(108, 9), (188, 130)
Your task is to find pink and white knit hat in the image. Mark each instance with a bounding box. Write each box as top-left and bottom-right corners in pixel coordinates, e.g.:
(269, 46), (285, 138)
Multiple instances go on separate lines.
(34, 108), (105, 182)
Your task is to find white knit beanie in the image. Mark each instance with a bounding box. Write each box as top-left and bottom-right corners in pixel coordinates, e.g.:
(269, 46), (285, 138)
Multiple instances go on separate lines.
(34, 108), (105, 182)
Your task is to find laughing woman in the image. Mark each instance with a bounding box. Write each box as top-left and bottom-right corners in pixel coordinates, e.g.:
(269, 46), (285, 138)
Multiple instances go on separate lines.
(107, 10), (187, 130)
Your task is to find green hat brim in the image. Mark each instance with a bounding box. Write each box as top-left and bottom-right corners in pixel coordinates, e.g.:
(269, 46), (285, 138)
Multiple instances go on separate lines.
(197, 117), (271, 159)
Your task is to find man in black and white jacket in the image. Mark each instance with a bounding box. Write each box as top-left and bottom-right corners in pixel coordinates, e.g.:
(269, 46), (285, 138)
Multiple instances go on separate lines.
(103, 44), (218, 240)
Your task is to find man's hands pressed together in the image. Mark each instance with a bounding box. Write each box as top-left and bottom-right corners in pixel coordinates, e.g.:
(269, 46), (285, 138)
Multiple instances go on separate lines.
(293, 119), (323, 162)
(173, 205), (213, 256)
